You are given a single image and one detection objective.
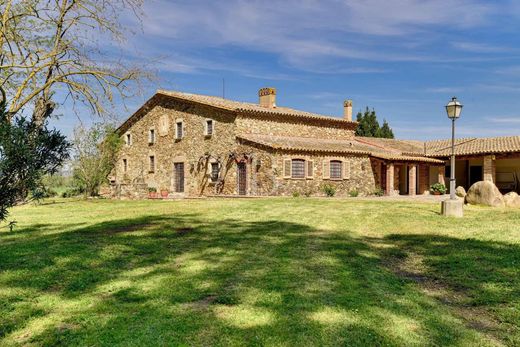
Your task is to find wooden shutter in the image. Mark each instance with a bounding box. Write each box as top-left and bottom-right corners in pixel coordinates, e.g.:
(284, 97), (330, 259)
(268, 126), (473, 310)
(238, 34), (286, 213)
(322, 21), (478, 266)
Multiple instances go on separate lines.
(283, 159), (292, 178)
(322, 160), (330, 179)
(343, 161), (351, 180)
(306, 160), (314, 179)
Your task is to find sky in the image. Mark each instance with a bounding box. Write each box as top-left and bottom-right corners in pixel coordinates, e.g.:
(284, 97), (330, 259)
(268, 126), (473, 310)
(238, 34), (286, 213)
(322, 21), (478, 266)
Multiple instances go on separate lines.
(51, 0), (520, 140)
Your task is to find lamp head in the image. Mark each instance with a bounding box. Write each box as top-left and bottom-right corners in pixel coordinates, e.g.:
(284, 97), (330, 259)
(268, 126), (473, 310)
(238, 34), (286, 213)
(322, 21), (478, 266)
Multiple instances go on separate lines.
(445, 96), (463, 120)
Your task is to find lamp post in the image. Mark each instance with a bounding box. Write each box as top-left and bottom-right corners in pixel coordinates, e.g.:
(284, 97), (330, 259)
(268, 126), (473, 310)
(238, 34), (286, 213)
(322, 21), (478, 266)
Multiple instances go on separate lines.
(441, 97), (464, 217)
(445, 97), (463, 199)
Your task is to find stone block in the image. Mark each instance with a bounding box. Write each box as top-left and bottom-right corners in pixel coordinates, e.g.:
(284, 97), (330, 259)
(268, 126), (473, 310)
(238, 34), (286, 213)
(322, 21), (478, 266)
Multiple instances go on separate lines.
(441, 199), (464, 218)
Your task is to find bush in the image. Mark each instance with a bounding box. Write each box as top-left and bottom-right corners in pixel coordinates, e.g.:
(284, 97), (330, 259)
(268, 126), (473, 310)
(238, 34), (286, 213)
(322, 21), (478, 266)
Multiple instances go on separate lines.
(148, 187), (157, 193)
(349, 189), (359, 197)
(292, 191), (300, 198)
(322, 184), (336, 197)
(374, 186), (384, 197)
(303, 189), (313, 197)
(62, 187), (82, 198)
(430, 183), (447, 195)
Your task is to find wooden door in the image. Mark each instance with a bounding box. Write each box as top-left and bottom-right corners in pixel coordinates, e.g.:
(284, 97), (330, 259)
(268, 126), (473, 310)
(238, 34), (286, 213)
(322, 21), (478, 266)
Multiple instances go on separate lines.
(174, 162), (184, 193)
(237, 162), (247, 195)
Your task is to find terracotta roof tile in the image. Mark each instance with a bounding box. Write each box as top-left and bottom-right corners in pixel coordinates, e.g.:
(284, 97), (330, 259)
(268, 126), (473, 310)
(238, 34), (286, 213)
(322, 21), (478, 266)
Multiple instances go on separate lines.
(237, 134), (372, 155)
(157, 90), (357, 125)
(425, 136), (520, 156)
(355, 137), (425, 155)
(238, 134), (444, 163)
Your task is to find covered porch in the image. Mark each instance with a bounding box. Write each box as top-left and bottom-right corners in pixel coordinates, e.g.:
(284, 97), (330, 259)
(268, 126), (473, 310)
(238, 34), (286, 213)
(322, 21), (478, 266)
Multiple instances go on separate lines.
(442, 153), (520, 194)
(371, 156), (445, 196)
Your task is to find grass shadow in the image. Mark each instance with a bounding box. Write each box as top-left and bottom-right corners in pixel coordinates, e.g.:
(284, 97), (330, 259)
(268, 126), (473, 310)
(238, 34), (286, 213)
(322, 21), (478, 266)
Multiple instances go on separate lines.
(0, 211), (517, 345)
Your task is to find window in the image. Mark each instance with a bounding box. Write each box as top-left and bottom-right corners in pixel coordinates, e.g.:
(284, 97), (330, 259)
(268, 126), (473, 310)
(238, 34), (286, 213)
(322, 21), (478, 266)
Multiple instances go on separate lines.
(205, 119), (213, 136)
(174, 162), (185, 193)
(125, 133), (131, 145)
(211, 162), (219, 182)
(123, 159), (128, 173)
(330, 160), (342, 179)
(175, 121), (183, 139)
(291, 159), (305, 179)
(148, 129), (155, 144)
(149, 155), (155, 173)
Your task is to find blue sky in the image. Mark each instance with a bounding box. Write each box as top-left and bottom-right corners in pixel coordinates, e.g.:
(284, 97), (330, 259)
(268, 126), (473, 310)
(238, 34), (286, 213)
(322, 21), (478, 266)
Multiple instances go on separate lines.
(51, 0), (520, 140)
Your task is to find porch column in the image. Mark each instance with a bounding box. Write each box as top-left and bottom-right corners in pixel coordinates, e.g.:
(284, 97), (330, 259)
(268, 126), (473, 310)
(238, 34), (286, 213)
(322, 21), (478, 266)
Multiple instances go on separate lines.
(483, 155), (496, 183)
(408, 164), (417, 196)
(385, 163), (394, 195)
(418, 164), (429, 194)
(438, 166), (445, 186)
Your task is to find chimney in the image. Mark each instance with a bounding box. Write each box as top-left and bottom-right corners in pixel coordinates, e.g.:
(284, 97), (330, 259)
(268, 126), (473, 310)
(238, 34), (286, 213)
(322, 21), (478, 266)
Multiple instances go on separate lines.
(258, 87), (276, 108)
(343, 99), (353, 121)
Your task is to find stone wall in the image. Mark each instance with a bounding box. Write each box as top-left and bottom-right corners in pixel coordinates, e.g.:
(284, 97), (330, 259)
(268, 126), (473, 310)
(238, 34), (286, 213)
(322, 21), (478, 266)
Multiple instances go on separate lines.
(114, 99), (239, 197)
(236, 114), (355, 140)
(228, 144), (378, 196)
(113, 96), (388, 198)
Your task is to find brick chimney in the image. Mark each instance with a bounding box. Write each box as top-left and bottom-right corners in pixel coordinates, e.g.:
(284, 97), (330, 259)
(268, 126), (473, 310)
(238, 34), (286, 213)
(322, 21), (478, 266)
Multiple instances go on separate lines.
(343, 100), (353, 121)
(259, 87), (276, 108)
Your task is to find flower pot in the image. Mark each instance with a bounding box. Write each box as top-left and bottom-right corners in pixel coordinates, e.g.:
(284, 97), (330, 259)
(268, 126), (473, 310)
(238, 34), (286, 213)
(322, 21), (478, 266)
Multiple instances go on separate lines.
(160, 190), (169, 198)
(432, 191), (441, 195)
(148, 192), (157, 199)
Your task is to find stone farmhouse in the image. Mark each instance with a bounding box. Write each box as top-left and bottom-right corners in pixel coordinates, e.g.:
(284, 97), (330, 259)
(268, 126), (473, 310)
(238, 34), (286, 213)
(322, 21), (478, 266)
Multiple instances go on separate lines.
(112, 88), (520, 198)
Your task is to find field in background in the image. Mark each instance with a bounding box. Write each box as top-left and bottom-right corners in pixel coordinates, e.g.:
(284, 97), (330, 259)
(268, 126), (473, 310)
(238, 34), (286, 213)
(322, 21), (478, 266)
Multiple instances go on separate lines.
(1, 198), (519, 346)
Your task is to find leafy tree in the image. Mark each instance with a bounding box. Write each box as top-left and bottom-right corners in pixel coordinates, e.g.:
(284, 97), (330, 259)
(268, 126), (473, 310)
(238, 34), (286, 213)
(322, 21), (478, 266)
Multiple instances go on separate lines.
(0, 94), (70, 221)
(0, 0), (147, 127)
(72, 123), (122, 197)
(355, 107), (394, 138)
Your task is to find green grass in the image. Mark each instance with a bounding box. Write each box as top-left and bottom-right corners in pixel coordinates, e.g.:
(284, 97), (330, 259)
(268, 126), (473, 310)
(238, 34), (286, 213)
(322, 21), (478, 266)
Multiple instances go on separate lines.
(1, 197), (520, 346)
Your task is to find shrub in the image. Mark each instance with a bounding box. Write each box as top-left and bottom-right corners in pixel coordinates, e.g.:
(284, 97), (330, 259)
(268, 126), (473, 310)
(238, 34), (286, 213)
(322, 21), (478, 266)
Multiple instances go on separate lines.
(322, 184), (336, 197)
(303, 189), (313, 197)
(62, 187), (82, 198)
(292, 191), (301, 198)
(374, 186), (384, 197)
(148, 187), (157, 193)
(430, 183), (447, 195)
(349, 189), (359, 197)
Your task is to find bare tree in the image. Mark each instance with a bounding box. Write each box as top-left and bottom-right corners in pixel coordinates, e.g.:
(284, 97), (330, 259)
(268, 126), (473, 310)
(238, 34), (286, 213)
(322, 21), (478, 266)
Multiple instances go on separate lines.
(0, 0), (148, 126)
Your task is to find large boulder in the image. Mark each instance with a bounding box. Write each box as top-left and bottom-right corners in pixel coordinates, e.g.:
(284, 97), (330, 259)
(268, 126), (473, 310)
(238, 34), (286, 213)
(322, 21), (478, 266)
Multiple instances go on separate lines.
(455, 186), (467, 198)
(465, 181), (505, 207)
(504, 192), (520, 208)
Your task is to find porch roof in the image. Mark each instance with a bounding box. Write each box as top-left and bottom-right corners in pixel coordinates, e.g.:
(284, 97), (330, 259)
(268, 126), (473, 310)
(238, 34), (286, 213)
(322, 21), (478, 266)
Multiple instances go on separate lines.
(237, 134), (444, 164)
(424, 136), (520, 157)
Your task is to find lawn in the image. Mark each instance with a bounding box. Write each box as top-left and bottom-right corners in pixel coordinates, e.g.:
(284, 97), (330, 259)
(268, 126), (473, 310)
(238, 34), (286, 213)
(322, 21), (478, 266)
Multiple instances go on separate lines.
(1, 198), (520, 346)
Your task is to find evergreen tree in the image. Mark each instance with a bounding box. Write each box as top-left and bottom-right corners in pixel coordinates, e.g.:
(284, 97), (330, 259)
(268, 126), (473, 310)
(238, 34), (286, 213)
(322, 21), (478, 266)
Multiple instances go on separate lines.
(355, 111), (367, 136)
(354, 107), (393, 138)
(379, 119), (395, 139)
(365, 108), (380, 138)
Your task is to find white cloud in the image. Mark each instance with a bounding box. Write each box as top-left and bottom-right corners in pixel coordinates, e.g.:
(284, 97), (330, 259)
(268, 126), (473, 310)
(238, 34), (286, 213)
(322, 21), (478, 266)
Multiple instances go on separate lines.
(489, 116), (520, 124)
(425, 87), (463, 94)
(137, 0), (500, 70)
(451, 41), (510, 53)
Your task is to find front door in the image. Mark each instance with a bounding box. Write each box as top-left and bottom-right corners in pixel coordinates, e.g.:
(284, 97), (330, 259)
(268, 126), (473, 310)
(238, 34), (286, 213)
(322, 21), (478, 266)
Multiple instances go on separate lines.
(174, 162), (184, 193)
(237, 162), (247, 195)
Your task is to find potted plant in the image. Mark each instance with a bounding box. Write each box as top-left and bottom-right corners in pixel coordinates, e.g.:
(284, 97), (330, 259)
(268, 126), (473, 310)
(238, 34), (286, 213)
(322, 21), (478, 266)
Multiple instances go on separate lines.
(160, 188), (169, 198)
(430, 183), (447, 195)
(148, 187), (157, 199)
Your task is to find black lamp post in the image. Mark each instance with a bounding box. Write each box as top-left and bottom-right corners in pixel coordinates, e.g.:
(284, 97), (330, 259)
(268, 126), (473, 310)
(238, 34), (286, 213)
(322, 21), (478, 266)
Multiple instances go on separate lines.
(445, 97), (463, 200)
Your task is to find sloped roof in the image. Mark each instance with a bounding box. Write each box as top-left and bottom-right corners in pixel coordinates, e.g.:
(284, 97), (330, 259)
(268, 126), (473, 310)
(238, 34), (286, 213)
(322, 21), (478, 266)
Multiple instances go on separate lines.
(425, 136), (520, 157)
(157, 90), (357, 125)
(356, 137), (425, 155)
(238, 134), (444, 163)
(237, 134), (372, 155)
